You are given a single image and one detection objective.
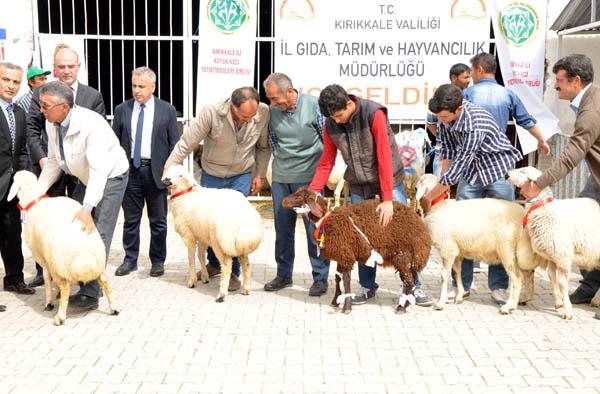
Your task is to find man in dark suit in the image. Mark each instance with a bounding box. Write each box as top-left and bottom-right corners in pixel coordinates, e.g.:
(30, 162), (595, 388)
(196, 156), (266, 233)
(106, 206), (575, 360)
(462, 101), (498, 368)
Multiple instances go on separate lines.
(26, 45), (106, 287)
(112, 67), (179, 277)
(0, 62), (36, 309)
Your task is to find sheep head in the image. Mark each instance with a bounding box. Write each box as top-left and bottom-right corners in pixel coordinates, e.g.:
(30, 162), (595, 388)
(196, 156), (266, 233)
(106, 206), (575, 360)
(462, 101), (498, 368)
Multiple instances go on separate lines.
(7, 171), (41, 204)
(281, 186), (327, 222)
(162, 165), (198, 196)
(415, 173), (439, 202)
(506, 166), (543, 187)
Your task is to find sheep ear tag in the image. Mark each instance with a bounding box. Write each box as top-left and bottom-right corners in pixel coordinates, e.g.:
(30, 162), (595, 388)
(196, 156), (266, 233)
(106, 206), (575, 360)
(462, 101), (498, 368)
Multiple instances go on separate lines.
(365, 250), (383, 267)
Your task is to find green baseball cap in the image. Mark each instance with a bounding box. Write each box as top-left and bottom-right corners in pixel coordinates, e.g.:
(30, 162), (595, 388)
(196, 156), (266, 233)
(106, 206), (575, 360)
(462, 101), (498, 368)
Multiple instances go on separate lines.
(27, 66), (51, 80)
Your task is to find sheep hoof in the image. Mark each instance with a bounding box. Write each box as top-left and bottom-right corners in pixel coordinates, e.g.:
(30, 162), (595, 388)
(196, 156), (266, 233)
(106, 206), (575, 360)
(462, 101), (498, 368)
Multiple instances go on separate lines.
(561, 313), (573, 320)
(341, 307), (352, 314)
(518, 301), (528, 306)
(454, 298), (464, 304)
(499, 306), (511, 315)
(44, 304), (54, 311)
(215, 296), (225, 303)
(188, 284), (195, 289)
(202, 279), (209, 284)
(241, 289), (249, 296)
(433, 303), (444, 311)
(53, 315), (65, 326)
(110, 309), (120, 316)
(395, 305), (406, 314)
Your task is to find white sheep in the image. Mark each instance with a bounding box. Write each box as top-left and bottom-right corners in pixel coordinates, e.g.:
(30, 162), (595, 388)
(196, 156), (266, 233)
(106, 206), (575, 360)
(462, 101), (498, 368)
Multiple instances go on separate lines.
(507, 166), (600, 320)
(7, 171), (118, 326)
(416, 174), (542, 314)
(162, 165), (264, 302)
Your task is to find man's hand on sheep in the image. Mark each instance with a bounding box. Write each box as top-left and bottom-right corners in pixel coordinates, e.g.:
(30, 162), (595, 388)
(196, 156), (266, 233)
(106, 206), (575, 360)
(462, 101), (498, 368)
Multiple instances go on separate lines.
(73, 209), (97, 234)
(250, 176), (262, 195)
(519, 180), (542, 200)
(39, 157), (47, 168)
(376, 200), (394, 227)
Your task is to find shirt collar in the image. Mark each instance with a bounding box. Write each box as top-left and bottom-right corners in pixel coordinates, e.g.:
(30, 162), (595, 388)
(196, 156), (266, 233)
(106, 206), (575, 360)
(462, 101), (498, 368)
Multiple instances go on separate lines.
(60, 108), (74, 129)
(0, 97), (12, 110)
(134, 95), (154, 110)
(478, 77), (497, 84)
(570, 83), (592, 113)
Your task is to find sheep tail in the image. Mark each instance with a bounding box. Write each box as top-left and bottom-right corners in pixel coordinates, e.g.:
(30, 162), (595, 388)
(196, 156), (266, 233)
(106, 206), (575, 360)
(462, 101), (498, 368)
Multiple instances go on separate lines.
(218, 215), (264, 257)
(70, 253), (104, 284)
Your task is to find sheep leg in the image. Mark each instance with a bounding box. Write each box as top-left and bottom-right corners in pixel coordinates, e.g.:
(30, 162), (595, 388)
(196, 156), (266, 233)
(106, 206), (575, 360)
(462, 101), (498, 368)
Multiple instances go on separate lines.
(238, 255), (251, 296)
(500, 260), (522, 315)
(341, 271), (352, 314)
(396, 271), (416, 314)
(519, 269), (535, 305)
(453, 257), (466, 304)
(213, 246), (232, 303)
(590, 288), (600, 308)
(42, 267), (54, 311)
(196, 243), (209, 284)
(53, 279), (70, 326)
(331, 270), (342, 308)
(547, 263), (564, 309)
(185, 240), (198, 289)
(434, 256), (455, 310)
(556, 267), (573, 320)
(97, 272), (119, 316)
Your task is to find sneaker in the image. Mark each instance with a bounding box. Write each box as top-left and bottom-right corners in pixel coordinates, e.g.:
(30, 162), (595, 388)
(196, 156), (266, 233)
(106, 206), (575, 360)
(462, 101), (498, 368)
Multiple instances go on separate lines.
(228, 274), (241, 292)
(351, 287), (376, 305)
(308, 281), (328, 296)
(413, 288), (434, 307)
(491, 288), (507, 305)
(595, 310), (600, 320)
(569, 285), (596, 304)
(446, 287), (470, 303)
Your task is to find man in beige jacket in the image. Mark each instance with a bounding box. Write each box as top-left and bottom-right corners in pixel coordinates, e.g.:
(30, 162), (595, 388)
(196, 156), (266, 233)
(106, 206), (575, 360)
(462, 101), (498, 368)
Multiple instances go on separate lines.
(520, 54), (600, 320)
(164, 86), (269, 291)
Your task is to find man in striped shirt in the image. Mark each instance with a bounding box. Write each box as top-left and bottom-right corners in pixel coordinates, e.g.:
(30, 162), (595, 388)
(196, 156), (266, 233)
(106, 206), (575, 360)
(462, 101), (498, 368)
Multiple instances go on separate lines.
(419, 84), (523, 303)
(16, 66), (50, 113)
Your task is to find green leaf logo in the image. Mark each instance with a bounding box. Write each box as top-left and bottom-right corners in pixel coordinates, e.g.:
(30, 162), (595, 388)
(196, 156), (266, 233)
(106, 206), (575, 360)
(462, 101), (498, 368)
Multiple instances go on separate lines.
(498, 3), (539, 47)
(208, 0), (250, 34)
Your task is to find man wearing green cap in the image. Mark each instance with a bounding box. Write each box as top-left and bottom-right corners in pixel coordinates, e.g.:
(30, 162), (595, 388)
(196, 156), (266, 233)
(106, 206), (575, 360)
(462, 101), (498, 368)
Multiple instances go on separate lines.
(16, 66), (50, 114)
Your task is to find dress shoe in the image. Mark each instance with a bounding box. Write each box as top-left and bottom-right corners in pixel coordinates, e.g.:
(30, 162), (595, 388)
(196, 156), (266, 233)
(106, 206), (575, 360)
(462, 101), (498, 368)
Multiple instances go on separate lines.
(228, 274), (241, 291)
(114, 262), (137, 277)
(4, 283), (36, 295)
(28, 274), (45, 287)
(69, 294), (99, 310)
(308, 281), (328, 296)
(150, 265), (165, 277)
(0, 304), (6, 312)
(206, 264), (221, 278)
(569, 285), (596, 304)
(264, 276), (293, 292)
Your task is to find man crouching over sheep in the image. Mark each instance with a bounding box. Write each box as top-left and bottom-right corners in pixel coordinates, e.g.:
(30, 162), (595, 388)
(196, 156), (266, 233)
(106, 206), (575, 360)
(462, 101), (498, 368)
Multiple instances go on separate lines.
(162, 87), (269, 293)
(36, 81), (129, 311)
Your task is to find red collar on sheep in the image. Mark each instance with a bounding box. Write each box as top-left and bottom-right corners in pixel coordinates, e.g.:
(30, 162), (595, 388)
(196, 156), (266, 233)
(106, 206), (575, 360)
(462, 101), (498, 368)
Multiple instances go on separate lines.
(17, 195), (48, 211)
(313, 211), (333, 247)
(169, 186), (195, 201)
(430, 191), (450, 207)
(522, 197), (554, 227)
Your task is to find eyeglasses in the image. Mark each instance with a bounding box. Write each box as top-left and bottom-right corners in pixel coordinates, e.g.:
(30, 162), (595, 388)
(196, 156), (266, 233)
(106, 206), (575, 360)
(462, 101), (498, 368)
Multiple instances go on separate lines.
(40, 102), (66, 111)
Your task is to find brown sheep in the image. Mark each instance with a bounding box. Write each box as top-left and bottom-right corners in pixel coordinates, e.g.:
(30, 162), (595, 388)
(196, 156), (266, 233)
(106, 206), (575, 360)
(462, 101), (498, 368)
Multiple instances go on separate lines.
(282, 187), (431, 314)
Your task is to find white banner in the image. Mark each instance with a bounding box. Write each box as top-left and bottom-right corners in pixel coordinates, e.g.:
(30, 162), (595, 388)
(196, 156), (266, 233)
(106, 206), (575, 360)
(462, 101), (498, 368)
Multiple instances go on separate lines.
(196, 0), (257, 113)
(490, 0), (560, 154)
(275, 0), (490, 122)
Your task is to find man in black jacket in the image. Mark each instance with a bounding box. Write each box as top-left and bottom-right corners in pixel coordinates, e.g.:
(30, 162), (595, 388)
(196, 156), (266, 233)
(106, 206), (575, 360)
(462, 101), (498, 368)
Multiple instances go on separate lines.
(26, 45), (106, 287)
(0, 62), (36, 310)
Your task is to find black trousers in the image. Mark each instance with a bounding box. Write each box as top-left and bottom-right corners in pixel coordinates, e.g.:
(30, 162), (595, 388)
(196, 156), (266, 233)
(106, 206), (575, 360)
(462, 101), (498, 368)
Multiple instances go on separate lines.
(0, 197), (25, 286)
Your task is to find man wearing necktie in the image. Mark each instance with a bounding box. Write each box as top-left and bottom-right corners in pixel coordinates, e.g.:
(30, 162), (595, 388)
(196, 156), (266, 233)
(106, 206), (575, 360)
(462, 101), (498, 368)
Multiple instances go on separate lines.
(112, 67), (179, 277)
(0, 62), (36, 308)
(36, 81), (129, 310)
(26, 45), (106, 288)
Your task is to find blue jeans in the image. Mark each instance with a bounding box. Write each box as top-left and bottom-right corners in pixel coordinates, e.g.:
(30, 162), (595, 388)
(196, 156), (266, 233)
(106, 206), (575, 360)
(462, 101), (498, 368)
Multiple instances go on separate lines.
(199, 172), (253, 277)
(350, 184), (423, 291)
(452, 177), (514, 291)
(271, 182), (330, 283)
